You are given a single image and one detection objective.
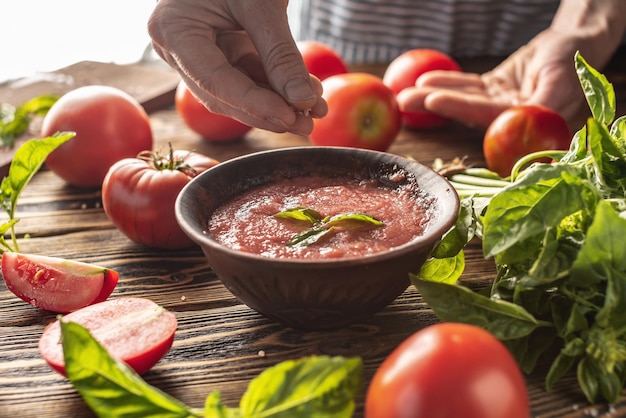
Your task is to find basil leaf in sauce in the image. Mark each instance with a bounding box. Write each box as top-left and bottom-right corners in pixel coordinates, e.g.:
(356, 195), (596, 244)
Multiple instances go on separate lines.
(275, 207), (383, 247)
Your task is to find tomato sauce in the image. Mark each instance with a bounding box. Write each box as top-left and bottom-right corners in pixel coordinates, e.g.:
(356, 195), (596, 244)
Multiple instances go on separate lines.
(208, 174), (437, 259)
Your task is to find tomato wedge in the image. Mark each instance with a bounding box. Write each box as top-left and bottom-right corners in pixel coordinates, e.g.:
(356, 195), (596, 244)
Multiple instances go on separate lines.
(39, 297), (177, 376)
(1, 252), (118, 313)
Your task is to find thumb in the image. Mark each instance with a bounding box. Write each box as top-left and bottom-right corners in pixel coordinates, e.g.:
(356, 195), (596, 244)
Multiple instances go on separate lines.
(235, 1), (319, 111)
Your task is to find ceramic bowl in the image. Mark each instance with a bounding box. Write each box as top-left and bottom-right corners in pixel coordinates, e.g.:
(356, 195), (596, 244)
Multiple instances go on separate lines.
(175, 146), (459, 330)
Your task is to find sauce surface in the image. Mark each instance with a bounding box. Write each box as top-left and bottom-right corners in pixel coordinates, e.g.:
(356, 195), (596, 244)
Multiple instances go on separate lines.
(208, 174), (437, 259)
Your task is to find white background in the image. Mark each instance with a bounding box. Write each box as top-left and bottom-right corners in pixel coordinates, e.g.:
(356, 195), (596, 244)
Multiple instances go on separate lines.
(1, 0), (156, 83)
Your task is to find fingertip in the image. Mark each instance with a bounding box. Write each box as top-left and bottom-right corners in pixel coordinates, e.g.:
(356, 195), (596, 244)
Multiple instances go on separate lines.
(284, 76), (318, 105)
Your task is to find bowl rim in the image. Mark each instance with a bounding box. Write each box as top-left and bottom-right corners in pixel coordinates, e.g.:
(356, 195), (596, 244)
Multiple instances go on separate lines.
(175, 146), (460, 266)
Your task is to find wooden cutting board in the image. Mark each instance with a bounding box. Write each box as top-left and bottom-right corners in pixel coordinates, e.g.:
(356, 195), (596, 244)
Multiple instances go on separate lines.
(0, 60), (181, 177)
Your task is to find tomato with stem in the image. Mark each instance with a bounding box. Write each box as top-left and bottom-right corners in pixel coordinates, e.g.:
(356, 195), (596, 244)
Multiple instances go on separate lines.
(102, 146), (219, 249)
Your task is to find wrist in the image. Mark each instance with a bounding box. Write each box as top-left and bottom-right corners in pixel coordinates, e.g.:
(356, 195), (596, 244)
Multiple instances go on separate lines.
(550, 0), (626, 68)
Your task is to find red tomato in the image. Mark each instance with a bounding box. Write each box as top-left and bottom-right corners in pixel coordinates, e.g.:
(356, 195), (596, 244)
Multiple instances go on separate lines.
(297, 40), (349, 80)
(365, 322), (529, 418)
(383, 49), (461, 129)
(41, 85), (153, 188)
(102, 148), (219, 249)
(483, 105), (572, 177)
(175, 81), (252, 141)
(1, 252), (118, 313)
(38, 297), (177, 376)
(310, 73), (401, 152)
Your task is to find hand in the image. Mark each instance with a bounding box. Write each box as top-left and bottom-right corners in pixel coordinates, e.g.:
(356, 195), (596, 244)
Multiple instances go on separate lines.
(148, 0), (327, 135)
(397, 0), (626, 128)
(396, 29), (588, 128)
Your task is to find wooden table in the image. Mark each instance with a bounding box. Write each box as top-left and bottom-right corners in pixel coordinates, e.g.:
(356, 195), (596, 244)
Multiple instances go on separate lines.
(1, 53), (626, 418)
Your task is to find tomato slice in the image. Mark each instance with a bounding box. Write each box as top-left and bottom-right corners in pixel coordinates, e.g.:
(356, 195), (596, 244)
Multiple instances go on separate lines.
(39, 297), (177, 376)
(1, 252), (119, 313)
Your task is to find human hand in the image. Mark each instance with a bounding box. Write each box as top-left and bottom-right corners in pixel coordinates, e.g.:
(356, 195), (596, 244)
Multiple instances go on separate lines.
(396, 30), (589, 128)
(397, 0), (626, 128)
(148, 0), (327, 135)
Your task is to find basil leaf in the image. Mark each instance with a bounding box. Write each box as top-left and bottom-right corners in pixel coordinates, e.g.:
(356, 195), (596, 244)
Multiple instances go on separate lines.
(274, 207), (323, 224)
(411, 276), (552, 340)
(0, 95), (59, 148)
(239, 356), (362, 418)
(482, 165), (596, 258)
(0, 132), (74, 253)
(324, 212), (382, 228)
(418, 250), (465, 284)
(204, 392), (237, 418)
(571, 201), (626, 330)
(575, 51), (615, 126)
(287, 226), (333, 247)
(61, 321), (199, 418)
(588, 117), (626, 190)
(277, 207), (383, 247)
(1, 133), (74, 216)
(430, 197), (479, 258)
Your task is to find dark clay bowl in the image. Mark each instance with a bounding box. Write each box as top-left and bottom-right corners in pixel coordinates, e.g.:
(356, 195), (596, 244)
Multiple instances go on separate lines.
(175, 146), (459, 330)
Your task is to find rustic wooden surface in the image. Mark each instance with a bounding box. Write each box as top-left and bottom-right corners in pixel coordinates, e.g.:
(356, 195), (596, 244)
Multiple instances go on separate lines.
(1, 53), (625, 418)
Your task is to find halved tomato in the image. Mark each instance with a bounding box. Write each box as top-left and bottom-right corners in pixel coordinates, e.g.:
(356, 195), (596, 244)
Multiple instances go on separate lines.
(39, 297), (177, 376)
(1, 252), (118, 313)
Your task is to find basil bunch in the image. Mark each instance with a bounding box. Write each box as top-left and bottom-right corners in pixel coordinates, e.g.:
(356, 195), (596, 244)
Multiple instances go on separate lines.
(414, 52), (626, 404)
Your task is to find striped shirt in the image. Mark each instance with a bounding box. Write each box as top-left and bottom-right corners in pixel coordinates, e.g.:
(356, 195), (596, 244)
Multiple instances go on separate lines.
(288, 0), (560, 64)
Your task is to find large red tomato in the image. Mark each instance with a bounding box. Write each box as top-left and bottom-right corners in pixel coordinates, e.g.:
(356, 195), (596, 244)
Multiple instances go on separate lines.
(38, 297), (177, 376)
(175, 81), (252, 141)
(41, 85), (153, 188)
(1, 252), (118, 313)
(383, 49), (461, 129)
(102, 148), (219, 249)
(365, 322), (529, 418)
(297, 40), (349, 80)
(483, 105), (572, 177)
(310, 73), (401, 152)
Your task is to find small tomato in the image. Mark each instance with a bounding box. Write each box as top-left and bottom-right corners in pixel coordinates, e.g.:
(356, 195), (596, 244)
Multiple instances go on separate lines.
(102, 147), (219, 249)
(38, 297), (177, 376)
(365, 322), (529, 418)
(297, 40), (349, 80)
(310, 73), (401, 151)
(1, 252), (118, 313)
(175, 81), (252, 141)
(383, 49), (461, 129)
(483, 105), (572, 177)
(41, 85), (153, 188)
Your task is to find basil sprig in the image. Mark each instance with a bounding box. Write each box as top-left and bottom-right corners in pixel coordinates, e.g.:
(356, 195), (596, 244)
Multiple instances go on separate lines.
(0, 132), (74, 253)
(60, 321), (363, 418)
(0, 95), (59, 148)
(274, 206), (383, 247)
(414, 52), (626, 404)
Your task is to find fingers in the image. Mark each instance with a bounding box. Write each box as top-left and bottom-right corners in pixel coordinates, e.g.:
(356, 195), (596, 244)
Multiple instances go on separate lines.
(233, 2), (320, 109)
(399, 71), (507, 127)
(425, 91), (508, 128)
(417, 70), (485, 93)
(148, 0), (324, 135)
